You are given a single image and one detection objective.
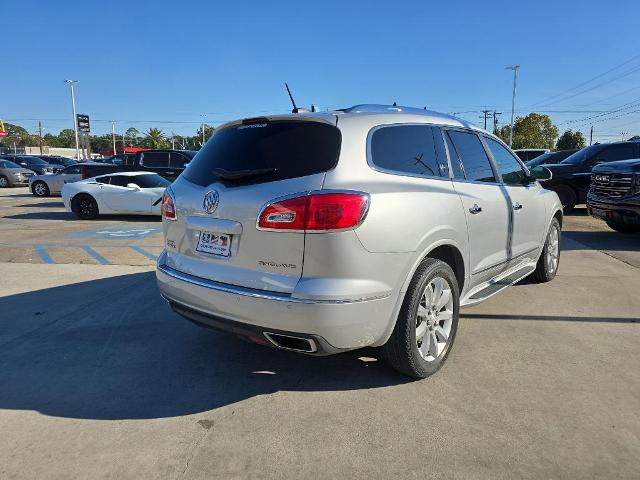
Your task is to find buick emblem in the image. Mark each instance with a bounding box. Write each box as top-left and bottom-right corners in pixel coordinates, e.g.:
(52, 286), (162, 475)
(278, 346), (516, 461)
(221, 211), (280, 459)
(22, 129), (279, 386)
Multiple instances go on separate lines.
(595, 175), (610, 182)
(202, 190), (219, 214)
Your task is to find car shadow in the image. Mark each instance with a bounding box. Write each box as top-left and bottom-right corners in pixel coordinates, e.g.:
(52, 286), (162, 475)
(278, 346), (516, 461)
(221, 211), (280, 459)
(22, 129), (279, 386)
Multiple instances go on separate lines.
(4, 212), (161, 222)
(0, 272), (409, 421)
(562, 230), (640, 252)
(14, 202), (64, 208)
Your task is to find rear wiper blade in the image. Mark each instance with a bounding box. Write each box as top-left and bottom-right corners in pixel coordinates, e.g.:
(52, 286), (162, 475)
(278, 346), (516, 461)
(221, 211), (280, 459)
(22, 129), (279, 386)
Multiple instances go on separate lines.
(212, 167), (277, 181)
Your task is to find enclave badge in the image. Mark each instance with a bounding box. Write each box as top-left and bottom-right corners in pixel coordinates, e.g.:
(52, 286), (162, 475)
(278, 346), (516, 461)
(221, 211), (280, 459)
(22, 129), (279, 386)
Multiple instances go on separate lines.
(203, 190), (219, 214)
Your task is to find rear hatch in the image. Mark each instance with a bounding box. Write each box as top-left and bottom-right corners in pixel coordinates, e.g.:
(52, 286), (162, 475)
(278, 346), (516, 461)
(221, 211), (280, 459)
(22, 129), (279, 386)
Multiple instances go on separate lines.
(164, 117), (340, 293)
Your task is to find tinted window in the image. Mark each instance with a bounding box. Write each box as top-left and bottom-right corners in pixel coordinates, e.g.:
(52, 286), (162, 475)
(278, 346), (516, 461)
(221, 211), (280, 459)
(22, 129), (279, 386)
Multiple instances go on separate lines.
(1, 160), (21, 168)
(133, 174), (170, 188)
(485, 138), (527, 185)
(62, 165), (81, 174)
(141, 151), (169, 168)
(94, 176), (110, 184)
(370, 125), (444, 177)
(442, 130), (465, 179)
(109, 175), (133, 187)
(515, 151), (527, 161)
(169, 152), (190, 168)
(184, 121), (341, 187)
(447, 131), (496, 182)
(598, 143), (637, 162)
(25, 157), (47, 165)
(124, 154), (137, 166)
(561, 144), (606, 164)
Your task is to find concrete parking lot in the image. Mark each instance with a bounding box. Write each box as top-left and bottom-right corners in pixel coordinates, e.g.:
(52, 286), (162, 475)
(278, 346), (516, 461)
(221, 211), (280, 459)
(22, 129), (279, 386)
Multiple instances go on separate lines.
(1, 188), (639, 479)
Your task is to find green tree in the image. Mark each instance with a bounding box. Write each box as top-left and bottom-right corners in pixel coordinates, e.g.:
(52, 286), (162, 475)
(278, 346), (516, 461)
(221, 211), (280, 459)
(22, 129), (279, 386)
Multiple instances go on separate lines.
(56, 129), (77, 148)
(143, 128), (168, 149)
(90, 134), (113, 154)
(42, 133), (60, 147)
(556, 129), (586, 150)
(0, 122), (36, 147)
(496, 113), (559, 150)
(125, 127), (140, 146)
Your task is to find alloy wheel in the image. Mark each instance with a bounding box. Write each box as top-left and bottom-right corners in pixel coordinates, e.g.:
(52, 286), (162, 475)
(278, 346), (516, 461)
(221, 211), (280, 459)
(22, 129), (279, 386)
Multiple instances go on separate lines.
(34, 183), (47, 196)
(546, 225), (560, 274)
(0, 177), (8, 187)
(415, 276), (454, 362)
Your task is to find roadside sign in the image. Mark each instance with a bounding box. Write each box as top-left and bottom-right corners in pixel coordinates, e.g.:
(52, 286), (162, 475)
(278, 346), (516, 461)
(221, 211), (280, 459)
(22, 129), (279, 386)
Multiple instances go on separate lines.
(0, 119), (6, 137)
(76, 114), (90, 133)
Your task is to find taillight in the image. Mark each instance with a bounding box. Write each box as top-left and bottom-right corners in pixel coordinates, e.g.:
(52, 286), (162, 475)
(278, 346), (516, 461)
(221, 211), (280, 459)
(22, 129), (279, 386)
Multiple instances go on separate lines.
(162, 189), (177, 220)
(257, 192), (369, 232)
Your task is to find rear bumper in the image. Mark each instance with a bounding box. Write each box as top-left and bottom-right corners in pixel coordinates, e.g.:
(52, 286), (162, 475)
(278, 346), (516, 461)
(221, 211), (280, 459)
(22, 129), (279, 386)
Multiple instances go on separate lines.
(156, 253), (396, 352)
(587, 195), (640, 225)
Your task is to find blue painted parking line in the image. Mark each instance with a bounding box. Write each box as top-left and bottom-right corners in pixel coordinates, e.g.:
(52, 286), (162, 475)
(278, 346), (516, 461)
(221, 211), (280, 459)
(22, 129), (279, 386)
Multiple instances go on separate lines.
(82, 245), (111, 265)
(34, 244), (54, 264)
(130, 245), (157, 260)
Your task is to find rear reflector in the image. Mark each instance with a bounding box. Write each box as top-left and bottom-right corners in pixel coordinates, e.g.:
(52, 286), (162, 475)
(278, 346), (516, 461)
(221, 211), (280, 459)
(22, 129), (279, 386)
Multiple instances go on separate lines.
(162, 189), (177, 220)
(258, 192), (368, 232)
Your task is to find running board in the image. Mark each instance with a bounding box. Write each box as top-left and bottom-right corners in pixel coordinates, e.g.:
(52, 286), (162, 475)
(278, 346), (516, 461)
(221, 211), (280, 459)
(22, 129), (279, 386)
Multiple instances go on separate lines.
(465, 265), (535, 303)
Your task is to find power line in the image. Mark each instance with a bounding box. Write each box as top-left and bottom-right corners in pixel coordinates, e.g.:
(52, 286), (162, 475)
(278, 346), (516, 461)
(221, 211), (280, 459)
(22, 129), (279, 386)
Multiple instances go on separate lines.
(528, 52), (640, 108)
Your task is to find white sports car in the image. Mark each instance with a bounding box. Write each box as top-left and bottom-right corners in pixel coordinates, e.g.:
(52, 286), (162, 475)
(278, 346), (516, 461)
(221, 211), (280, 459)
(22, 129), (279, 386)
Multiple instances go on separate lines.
(62, 171), (170, 219)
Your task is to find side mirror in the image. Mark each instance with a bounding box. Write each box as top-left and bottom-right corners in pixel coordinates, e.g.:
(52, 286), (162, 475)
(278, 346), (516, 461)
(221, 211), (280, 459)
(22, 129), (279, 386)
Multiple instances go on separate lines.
(126, 183), (141, 190)
(529, 166), (552, 182)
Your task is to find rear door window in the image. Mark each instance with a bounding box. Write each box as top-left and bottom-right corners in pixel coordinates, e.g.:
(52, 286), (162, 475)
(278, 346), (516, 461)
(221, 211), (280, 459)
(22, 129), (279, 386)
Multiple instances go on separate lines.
(169, 151), (190, 168)
(369, 125), (445, 178)
(183, 121), (341, 187)
(447, 130), (497, 183)
(596, 143), (637, 163)
(141, 151), (169, 168)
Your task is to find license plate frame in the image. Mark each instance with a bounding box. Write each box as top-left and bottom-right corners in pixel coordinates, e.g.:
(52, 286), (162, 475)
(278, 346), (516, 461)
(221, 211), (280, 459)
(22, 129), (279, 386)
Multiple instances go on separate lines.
(195, 231), (232, 257)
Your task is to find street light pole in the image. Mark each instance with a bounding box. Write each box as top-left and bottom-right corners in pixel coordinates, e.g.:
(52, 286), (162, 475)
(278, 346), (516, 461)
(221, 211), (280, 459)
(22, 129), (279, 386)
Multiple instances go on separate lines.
(64, 80), (81, 160)
(506, 65), (520, 148)
(111, 121), (117, 155)
(200, 113), (206, 146)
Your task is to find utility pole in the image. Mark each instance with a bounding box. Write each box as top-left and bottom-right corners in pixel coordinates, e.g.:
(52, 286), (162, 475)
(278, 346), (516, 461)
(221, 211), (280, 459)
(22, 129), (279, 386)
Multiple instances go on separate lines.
(38, 121), (43, 155)
(493, 111), (502, 134)
(506, 65), (520, 147)
(171, 132), (176, 150)
(200, 113), (206, 146)
(480, 110), (491, 130)
(111, 121), (117, 156)
(590, 125), (593, 146)
(64, 79), (81, 160)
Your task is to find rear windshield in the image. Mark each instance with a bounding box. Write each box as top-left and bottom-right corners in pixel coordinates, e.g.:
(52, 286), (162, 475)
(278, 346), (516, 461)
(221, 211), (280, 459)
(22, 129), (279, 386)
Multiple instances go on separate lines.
(183, 121), (341, 186)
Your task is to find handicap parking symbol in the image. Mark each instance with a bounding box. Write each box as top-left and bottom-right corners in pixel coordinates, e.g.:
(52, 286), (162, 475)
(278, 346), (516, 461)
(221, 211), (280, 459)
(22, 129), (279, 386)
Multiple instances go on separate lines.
(67, 226), (161, 240)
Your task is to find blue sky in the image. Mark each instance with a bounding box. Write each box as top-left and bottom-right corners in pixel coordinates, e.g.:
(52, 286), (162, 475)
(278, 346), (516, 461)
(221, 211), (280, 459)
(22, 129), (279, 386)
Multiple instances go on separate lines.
(2, 0), (639, 142)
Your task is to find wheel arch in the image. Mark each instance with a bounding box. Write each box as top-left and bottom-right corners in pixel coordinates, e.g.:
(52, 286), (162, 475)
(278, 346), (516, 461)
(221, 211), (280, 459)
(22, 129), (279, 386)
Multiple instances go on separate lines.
(375, 240), (467, 347)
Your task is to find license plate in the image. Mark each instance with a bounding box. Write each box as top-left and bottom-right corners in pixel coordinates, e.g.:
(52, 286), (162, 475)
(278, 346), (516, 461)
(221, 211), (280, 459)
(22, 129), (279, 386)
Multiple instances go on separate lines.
(196, 231), (231, 257)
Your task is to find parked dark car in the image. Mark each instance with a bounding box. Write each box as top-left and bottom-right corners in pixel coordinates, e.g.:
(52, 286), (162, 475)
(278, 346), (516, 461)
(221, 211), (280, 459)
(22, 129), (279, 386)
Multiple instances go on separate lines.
(119, 149), (198, 181)
(0, 155), (63, 175)
(525, 149), (578, 167)
(540, 141), (640, 212)
(514, 149), (550, 162)
(78, 162), (124, 179)
(587, 159), (640, 233)
(37, 155), (77, 168)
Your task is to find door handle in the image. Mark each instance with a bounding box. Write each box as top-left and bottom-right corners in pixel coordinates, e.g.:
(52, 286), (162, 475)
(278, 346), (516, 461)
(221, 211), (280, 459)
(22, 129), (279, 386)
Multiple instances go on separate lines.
(469, 204), (482, 214)
(513, 202), (523, 210)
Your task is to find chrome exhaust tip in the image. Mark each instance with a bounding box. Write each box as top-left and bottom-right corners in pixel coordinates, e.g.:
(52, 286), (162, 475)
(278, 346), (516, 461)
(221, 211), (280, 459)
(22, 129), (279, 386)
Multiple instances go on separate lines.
(263, 332), (318, 353)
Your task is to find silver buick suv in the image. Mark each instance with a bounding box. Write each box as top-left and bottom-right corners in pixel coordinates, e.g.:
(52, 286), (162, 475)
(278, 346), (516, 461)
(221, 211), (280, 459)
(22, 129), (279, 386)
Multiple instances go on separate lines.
(156, 104), (562, 378)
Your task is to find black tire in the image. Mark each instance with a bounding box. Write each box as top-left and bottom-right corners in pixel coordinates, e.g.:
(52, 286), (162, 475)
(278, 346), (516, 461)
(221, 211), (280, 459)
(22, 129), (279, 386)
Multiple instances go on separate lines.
(606, 221), (640, 234)
(554, 185), (577, 214)
(72, 194), (99, 219)
(0, 175), (9, 188)
(32, 181), (50, 197)
(380, 258), (460, 379)
(532, 217), (561, 282)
